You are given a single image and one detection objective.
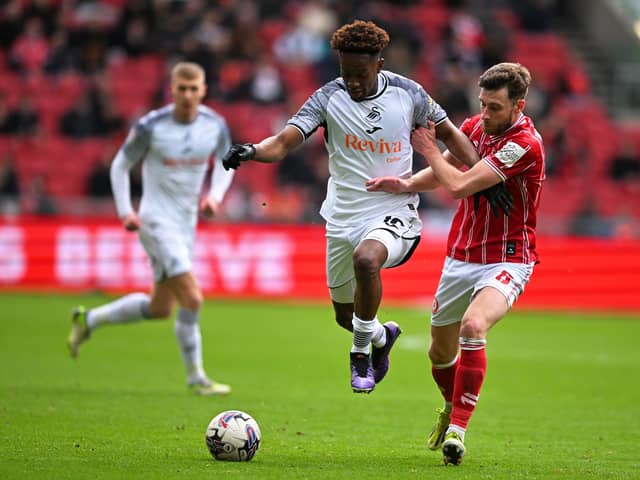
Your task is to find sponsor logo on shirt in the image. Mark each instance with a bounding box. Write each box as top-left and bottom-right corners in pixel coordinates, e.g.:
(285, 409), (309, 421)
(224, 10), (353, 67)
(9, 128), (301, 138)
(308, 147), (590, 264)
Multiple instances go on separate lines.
(345, 134), (402, 154)
(162, 157), (206, 167)
(494, 141), (526, 167)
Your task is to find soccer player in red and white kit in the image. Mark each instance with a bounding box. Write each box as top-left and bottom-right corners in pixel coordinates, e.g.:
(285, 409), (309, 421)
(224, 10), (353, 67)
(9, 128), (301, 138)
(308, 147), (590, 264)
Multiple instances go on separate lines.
(367, 62), (545, 465)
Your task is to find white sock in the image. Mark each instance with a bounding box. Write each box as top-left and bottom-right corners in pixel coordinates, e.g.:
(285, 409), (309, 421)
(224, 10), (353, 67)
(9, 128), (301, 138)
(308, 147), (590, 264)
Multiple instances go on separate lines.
(447, 424), (466, 441)
(351, 314), (378, 354)
(370, 320), (387, 348)
(174, 308), (205, 383)
(86, 292), (151, 331)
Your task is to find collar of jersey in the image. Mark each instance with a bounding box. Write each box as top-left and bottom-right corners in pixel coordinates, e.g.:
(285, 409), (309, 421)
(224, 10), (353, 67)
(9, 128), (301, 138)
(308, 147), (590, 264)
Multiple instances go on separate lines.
(355, 73), (388, 102)
(486, 113), (525, 142)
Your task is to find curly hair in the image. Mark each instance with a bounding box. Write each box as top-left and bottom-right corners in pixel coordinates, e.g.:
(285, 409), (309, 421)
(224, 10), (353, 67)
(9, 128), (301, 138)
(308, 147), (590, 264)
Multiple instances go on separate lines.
(478, 62), (531, 102)
(330, 20), (390, 55)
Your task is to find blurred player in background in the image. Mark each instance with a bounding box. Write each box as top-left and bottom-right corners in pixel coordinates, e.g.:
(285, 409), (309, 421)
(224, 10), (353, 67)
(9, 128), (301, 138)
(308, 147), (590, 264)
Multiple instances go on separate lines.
(67, 62), (235, 396)
(366, 62), (545, 464)
(220, 20), (484, 395)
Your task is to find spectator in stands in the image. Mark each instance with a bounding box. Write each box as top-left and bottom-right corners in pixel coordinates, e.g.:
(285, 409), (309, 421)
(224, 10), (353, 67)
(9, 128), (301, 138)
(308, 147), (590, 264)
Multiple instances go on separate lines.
(86, 150), (114, 198)
(24, 0), (60, 38)
(226, 0), (262, 61)
(609, 139), (640, 181)
(0, 0), (25, 50)
(90, 72), (126, 136)
(512, 0), (555, 33)
(8, 17), (50, 76)
(59, 75), (124, 138)
(109, 0), (156, 58)
(273, 16), (329, 66)
(0, 94), (15, 135)
(227, 54), (287, 104)
(116, 16), (152, 58)
(570, 195), (613, 238)
(478, 25), (509, 71)
(440, 1), (484, 73)
(0, 152), (20, 214)
(25, 175), (57, 215)
(2, 94), (40, 136)
(43, 29), (78, 76)
(59, 93), (100, 138)
(537, 113), (568, 177)
(150, 0), (203, 56)
(435, 61), (474, 127)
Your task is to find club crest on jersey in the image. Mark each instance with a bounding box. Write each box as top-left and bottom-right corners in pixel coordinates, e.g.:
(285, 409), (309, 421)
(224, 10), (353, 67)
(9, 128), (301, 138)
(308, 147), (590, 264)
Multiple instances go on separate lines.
(366, 106), (382, 122)
(495, 141), (526, 167)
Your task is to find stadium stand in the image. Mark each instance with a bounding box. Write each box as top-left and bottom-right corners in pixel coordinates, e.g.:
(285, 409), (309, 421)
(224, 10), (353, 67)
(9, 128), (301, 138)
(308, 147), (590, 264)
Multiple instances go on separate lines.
(0, 0), (638, 237)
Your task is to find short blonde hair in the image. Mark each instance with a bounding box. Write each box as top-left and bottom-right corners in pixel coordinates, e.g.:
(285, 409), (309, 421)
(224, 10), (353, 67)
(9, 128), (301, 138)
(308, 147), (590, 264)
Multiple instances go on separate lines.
(171, 62), (205, 81)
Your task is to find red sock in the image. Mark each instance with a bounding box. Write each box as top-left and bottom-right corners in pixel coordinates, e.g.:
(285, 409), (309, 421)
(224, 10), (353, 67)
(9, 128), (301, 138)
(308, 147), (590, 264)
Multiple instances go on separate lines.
(450, 340), (487, 429)
(431, 356), (459, 403)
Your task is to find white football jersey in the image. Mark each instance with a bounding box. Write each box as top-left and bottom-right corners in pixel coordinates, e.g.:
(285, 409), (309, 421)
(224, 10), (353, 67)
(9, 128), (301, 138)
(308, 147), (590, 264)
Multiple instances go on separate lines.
(111, 104), (233, 228)
(288, 70), (447, 225)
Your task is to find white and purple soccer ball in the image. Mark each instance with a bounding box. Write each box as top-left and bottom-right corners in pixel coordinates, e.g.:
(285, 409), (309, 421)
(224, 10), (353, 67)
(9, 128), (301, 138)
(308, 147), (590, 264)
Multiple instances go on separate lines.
(205, 410), (261, 462)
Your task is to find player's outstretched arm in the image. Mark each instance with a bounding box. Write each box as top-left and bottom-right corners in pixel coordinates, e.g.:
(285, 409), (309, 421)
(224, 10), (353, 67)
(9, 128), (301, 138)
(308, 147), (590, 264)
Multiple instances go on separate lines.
(435, 118), (480, 168)
(366, 168), (440, 193)
(222, 126), (304, 170)
(413, 122), (502, 199)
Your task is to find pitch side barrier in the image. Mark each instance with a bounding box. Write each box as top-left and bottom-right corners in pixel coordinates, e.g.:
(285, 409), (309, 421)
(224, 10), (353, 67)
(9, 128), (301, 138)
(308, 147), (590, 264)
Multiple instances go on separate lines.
(1, 217), (639, 312)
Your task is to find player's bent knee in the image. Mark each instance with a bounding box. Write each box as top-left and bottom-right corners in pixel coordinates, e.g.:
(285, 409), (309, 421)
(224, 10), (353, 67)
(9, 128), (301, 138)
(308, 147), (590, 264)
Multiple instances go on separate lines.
(428, 344), (457, 365)
(181, 297), (202, 312)
(148, 305), (173, 319)
(332, 302), (354, 332)
(459, 316), (486, 339)
(352, 251), (383, 277)
(335, 314), (353, 332)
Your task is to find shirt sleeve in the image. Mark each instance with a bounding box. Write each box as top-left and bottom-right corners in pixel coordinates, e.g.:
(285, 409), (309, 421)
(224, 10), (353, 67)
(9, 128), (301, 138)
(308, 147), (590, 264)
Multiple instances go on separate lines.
(208, 118), (235, 203)
(287, 81), (337, 139)
(413, 84), (448, 127)
(110, 122), (150, 218)
(483, 134), (540, 181)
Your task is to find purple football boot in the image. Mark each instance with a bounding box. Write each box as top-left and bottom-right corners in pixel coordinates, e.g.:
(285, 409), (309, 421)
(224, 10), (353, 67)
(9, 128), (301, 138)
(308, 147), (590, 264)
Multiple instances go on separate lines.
(350, 352), (375, 393)
(371, 321), (403, 383)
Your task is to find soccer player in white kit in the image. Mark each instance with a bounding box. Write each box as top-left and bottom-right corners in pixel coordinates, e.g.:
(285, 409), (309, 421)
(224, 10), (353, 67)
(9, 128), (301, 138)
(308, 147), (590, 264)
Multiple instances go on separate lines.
(221, 20), (482, 394)
(367, 63), (545, 464)
(67, 62), (235, 396)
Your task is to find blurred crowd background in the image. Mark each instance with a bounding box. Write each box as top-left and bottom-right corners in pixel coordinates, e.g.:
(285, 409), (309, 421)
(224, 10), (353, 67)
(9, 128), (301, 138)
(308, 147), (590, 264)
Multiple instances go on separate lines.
(0, 0), (639, 238)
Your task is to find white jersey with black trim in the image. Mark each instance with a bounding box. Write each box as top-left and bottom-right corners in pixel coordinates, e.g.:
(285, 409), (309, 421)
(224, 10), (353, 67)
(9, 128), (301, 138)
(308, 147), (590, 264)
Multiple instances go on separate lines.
(287, 70), (448, 225)
(110, 104), (233, 228)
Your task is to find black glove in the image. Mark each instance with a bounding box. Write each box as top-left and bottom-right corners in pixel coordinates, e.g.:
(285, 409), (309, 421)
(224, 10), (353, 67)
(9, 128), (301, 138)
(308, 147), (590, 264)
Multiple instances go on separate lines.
(222, 143), (256, 171)
(474, 182), (514, 217)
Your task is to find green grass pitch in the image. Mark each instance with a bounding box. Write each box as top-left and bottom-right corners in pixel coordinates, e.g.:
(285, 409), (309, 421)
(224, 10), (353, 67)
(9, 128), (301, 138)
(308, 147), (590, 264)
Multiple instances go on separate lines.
(1, 292), (639, 479)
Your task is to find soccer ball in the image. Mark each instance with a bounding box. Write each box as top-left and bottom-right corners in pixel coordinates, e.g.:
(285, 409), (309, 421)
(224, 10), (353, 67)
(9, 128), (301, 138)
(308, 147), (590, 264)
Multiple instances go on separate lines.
(205, 410), (261, 461)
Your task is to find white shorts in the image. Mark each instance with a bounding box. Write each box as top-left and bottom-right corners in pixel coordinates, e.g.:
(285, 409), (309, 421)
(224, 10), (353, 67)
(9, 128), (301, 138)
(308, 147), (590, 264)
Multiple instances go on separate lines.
(138, 222), (195, 283)
(431, 257), (534, 327)
(327, 207), (422, 303)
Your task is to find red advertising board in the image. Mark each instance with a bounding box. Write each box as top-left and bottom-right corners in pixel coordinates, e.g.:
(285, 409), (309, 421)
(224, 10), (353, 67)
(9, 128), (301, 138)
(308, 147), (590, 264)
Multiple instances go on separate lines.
(1, 217), (639, 312)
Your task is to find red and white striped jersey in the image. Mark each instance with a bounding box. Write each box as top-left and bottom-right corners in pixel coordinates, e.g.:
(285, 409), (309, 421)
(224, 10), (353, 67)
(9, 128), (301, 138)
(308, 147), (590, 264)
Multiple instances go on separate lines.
(446, 113), (545, 264)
